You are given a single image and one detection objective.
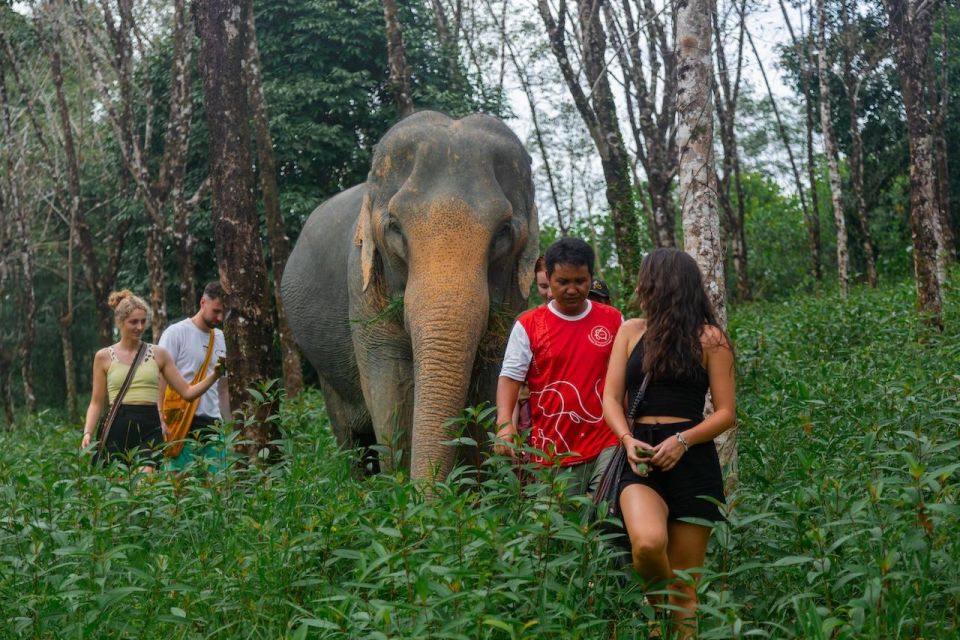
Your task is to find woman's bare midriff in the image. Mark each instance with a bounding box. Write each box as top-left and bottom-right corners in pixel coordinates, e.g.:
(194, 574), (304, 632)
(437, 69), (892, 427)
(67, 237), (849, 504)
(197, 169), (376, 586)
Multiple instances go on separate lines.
(636, 415), (690, 424)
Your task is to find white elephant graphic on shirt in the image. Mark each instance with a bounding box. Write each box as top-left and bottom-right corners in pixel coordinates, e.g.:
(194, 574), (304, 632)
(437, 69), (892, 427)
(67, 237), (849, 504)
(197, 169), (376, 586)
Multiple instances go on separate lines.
(529, 379), (604, 456)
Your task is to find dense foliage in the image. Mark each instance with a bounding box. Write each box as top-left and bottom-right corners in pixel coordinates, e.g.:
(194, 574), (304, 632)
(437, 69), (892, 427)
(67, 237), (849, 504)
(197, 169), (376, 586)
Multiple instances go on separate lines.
(1, 277), (957, 638)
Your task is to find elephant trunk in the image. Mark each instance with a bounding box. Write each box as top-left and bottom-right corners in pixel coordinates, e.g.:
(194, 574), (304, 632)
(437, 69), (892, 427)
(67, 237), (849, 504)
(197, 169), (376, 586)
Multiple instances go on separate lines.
(405, 272), (489, 482)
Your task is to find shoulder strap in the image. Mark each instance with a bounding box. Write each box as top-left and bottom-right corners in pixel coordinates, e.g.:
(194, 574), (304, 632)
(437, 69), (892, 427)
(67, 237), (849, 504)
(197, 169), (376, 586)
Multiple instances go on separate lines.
(625, 372), (652, 423)
(193, 331), (217, 384)
(98, 341), (149, 452)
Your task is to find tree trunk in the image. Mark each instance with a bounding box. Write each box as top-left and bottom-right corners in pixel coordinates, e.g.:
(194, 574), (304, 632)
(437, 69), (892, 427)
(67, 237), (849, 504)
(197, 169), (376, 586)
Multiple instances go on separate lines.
(848, 109), (877, 287)
(46, 14), (129, 347)
(44, 16), (80, 416)
(486, 0), (565, 231)
(0, 60), (37, 412)
(68, 0), (204, 335)
(744, 17), (811, 242)
(930, 11), (955, 269)
(579, 0), (641, 280)
(194, 0), (280, 455)
(779, 0), (823, 282)
(145, 224), (168, 340)
(538, 0), (641, 281)
(603, 0), (678, 249)
(383, 0), (414, 118)
(244, 1), (303, 398)
(817, 0), (849, 296)
(886, 0), (944, 328)
(0, 352), (13, 428)
(839, 0), (877, 288)
(713, 0), (749, 299)
(59, 312), (78, 421)
(677, 0), (734, 483)
(173, 195), (198, 316)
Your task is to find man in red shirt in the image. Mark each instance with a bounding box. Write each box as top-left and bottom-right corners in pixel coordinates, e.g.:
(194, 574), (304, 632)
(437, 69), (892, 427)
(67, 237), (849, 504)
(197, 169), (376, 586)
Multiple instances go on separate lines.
(495, 237), (622, 495)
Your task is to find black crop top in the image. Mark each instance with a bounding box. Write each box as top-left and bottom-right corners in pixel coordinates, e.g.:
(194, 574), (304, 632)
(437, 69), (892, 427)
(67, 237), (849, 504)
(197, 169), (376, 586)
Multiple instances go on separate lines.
(625, 337), (709, 421)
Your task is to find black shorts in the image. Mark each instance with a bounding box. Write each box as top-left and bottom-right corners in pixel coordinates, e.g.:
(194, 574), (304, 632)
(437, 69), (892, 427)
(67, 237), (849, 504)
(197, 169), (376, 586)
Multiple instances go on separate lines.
(618, 421), (726, 522)
(189, 414), (220, 439)
(95, 404), (163, 467)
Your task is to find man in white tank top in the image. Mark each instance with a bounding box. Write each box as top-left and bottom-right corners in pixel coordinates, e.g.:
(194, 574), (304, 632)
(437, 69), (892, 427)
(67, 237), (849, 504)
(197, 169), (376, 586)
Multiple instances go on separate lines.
(158, 282), (231, 442)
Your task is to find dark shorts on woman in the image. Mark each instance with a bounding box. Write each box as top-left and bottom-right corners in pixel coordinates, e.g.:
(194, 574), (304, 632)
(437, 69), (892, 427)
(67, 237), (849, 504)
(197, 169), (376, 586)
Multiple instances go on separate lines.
(618, 420), (726, 522)
(94, 404), (163, 467)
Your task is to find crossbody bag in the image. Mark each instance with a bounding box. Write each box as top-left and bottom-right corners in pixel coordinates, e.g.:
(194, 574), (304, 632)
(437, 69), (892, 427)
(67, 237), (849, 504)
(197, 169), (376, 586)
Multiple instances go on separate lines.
(590, 370), (652, 527)
(97, 341), (149, 453)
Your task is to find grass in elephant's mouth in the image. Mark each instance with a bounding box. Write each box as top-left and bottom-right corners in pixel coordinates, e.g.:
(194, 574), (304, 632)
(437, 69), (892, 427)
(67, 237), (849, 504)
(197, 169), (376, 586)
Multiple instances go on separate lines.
(357, 293), (404, 327)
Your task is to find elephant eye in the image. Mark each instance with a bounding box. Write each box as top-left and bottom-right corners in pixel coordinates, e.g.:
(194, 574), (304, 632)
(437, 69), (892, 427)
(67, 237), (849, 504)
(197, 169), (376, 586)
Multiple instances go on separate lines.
(491, 222), (514, 256)
(384, 218), (406, 258)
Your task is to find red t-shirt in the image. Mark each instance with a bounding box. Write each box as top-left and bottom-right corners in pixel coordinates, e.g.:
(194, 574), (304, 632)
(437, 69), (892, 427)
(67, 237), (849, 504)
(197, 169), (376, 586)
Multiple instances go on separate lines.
(511, 302), (621, 466)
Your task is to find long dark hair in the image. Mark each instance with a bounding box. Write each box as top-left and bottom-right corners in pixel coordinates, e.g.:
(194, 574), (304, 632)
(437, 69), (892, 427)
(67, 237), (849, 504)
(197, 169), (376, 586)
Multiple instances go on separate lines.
(636, 248), (730, 379)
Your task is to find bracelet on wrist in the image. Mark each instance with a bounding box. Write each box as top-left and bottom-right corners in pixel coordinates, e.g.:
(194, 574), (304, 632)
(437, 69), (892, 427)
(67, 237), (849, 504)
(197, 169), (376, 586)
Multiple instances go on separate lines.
(675, 431), (689, 452)
(619, 431), (631, 443)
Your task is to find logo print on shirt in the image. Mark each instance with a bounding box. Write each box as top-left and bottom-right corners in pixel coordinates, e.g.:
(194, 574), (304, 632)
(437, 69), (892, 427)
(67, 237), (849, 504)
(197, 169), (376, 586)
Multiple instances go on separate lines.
(588, 325), (613, 347)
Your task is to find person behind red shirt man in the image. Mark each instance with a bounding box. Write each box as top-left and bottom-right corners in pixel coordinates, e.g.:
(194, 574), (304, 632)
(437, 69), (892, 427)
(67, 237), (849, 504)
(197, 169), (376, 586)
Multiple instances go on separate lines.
(495, 237), (622, 495)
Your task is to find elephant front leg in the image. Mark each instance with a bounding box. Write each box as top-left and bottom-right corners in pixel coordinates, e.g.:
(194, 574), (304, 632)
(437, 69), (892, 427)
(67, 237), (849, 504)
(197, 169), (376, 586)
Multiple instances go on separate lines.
(353, 334), (415, 472)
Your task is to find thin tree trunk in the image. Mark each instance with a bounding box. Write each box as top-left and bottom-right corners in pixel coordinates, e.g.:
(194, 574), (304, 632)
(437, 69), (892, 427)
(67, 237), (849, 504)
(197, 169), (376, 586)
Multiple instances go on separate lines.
(0, 352), (13, 428)
(885, 0), (944, 328)
(45, 16), (80, 415)
(779, 0), (823, 281)
(0, 60), (37, 412)
(677, 0), (734, 484)
(430, 0), (467, 90)
(59, 312), (78, 421)
(930, 10), (955, 268)
(383, 0), (414, 118)
(604, 0), (678, 248)
(46, 10), (128, 346)
(579, 0), (640, 279)
(817, 0), (849, 296)
(848, 108), (877, 287)
(69, 0), (202, 336)
(839, 0), (877, 287)
(173, 194), (198, 316)
(538, 0), (641, 281)
(194, 0), (280, 456)
(145, 224), (168, 340)
(713, 0), (749, 299)
(244, 1), (303, 398)
(483, 0), (564, 232)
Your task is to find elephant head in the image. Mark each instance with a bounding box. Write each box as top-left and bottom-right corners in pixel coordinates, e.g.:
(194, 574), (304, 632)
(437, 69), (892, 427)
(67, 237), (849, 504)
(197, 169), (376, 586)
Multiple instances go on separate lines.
(352, 111), (538, 481)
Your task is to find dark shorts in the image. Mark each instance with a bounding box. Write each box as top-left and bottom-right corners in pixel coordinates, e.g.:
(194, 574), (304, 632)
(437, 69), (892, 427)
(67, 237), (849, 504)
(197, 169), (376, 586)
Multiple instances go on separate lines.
(188, 414), (220, 438)
(95, 404), (163, 467)
(618, 421), (726, 522)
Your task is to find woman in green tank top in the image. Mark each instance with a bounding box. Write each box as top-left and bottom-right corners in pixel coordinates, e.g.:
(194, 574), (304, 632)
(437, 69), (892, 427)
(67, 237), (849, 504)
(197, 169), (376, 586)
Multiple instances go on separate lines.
(81, 290), (223, 470)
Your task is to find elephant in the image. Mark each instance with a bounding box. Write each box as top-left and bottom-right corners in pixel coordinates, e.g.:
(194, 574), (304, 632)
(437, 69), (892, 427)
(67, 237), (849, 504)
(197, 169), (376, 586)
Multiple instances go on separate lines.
(281, 111), (539, 481)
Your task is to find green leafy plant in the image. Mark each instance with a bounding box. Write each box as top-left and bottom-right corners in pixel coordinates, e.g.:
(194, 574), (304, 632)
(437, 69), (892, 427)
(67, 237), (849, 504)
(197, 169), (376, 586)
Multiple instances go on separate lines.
(2, 277), (958, 638)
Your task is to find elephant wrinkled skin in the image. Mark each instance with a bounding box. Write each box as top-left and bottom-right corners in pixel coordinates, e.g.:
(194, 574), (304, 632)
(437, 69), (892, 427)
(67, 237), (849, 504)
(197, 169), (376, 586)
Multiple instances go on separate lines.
(281, 112), (538, 481)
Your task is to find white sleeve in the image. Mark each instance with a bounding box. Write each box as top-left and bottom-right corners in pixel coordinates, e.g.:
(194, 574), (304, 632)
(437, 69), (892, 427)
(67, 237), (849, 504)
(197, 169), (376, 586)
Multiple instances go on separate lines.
(158, 323), (178, 356)
(500, 321), (532, 382)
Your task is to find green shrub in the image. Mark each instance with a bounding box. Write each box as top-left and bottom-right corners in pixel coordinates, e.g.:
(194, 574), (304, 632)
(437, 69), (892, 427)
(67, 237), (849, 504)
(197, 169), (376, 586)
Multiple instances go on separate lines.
(1, 277), (958, 638)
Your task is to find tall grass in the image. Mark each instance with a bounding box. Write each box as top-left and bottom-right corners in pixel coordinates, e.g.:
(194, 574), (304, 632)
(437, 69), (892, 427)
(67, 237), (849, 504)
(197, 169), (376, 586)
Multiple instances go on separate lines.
(1, 278), (958, 638)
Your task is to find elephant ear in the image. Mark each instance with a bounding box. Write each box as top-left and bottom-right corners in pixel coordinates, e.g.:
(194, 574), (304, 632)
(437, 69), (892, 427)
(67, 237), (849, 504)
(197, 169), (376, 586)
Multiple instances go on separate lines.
(517, 204), (539, 299)
(353, 192), (378, 292)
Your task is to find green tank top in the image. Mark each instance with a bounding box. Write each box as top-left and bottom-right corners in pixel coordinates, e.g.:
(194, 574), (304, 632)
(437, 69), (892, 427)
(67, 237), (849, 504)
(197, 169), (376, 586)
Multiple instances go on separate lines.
(106, 343), (160, 404)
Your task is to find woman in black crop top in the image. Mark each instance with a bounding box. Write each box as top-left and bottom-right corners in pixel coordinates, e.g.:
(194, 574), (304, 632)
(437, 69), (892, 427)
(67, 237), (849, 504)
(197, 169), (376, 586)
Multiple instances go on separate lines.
(602, 248), (735, 640)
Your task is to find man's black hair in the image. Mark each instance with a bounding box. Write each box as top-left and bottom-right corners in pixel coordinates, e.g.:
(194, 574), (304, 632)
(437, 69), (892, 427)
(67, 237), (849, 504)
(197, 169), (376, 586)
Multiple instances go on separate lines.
(202, 281), (225, 302)
(544, 237), (595, 277)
